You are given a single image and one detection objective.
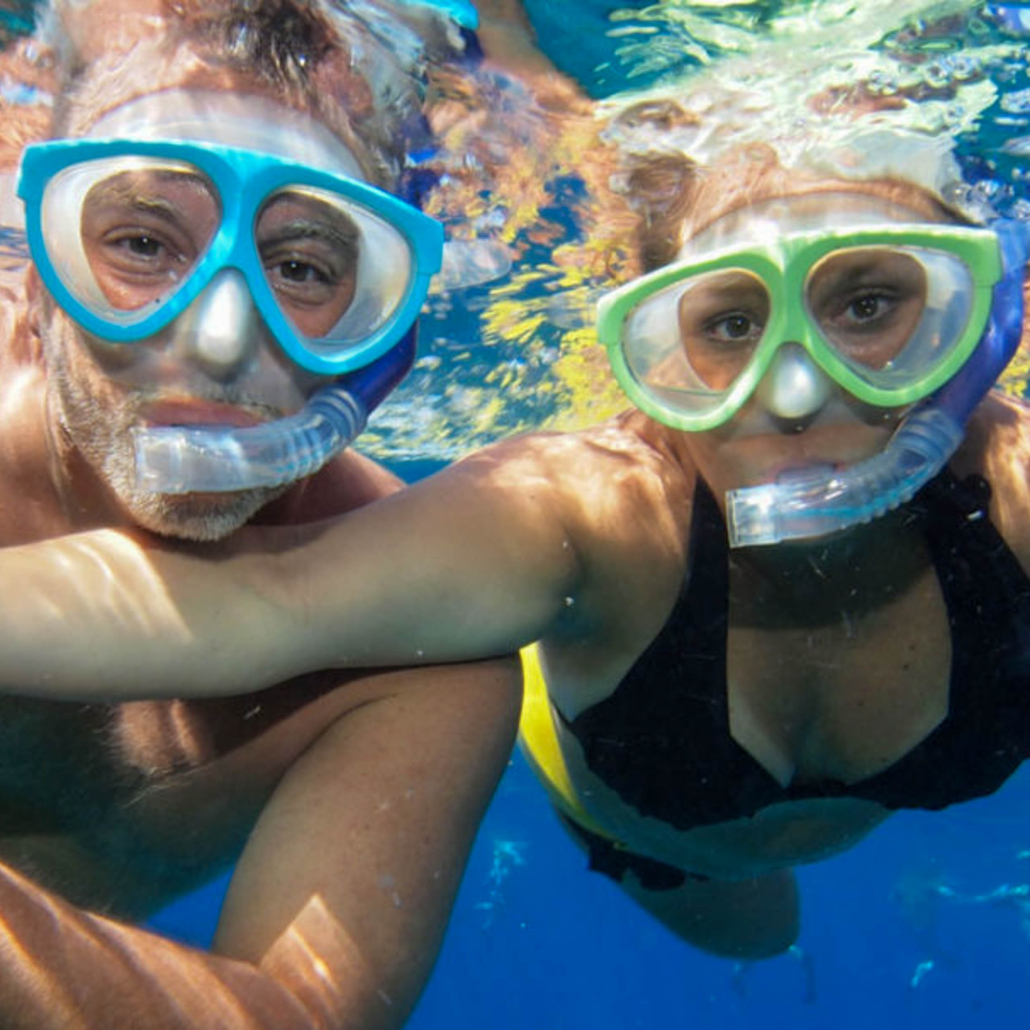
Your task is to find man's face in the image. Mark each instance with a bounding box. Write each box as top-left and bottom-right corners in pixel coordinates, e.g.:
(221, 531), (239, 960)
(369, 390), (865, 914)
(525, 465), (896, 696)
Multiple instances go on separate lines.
(40, 89), (366, 540)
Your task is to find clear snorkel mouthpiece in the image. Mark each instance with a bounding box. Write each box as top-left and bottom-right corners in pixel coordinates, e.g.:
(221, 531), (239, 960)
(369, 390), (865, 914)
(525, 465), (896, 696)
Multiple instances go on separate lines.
(133, 386), (368, 493)
(726, 220), (1030, 548)
(133, 329), (416, 494)
(726, 408), (965, 547)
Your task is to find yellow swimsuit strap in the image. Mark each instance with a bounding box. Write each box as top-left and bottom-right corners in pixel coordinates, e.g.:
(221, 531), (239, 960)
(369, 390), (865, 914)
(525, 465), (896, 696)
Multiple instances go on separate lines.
(518, 643), (616, 842)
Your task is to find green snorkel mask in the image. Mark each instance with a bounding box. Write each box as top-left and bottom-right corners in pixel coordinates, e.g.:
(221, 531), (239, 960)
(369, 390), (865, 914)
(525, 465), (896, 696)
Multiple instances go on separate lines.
(599, 220), (1002, 432)
(598, 194), (1026, 548)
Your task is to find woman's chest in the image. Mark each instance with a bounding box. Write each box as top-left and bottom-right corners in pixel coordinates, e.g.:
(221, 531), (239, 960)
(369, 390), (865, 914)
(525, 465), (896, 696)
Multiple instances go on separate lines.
(551, 553), (961, 870)
(725, 564), (954, 787)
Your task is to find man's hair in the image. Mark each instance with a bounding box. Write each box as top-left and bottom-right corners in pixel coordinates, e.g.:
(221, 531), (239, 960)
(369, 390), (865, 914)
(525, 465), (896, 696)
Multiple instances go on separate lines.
(41, 0), (467, 186)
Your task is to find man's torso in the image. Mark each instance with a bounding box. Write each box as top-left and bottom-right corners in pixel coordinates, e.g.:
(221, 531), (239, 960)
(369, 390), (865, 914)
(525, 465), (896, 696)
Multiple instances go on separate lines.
(0, 327), (401, 917)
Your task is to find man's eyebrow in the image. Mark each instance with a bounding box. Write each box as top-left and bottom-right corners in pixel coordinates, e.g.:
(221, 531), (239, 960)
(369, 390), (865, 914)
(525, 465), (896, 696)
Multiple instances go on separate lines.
(259, 215), (360, 253)
(85, 172), (213, 222)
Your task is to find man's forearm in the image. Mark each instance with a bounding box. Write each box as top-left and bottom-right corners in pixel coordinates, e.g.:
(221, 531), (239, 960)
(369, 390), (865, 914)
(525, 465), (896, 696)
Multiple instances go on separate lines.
(0, 528), (299, 701)
(0, 862), (392, 1030)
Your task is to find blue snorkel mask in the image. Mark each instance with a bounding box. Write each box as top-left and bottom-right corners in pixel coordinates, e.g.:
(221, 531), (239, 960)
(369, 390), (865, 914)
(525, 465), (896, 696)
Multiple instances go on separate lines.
(18, 130), (443, 493)
(394, 0), (478, 28)
(725, 219), (1029, 546)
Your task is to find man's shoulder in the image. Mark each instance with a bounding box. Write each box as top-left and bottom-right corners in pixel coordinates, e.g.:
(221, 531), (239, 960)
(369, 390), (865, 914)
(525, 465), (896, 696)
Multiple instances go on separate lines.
(0, 359), (54, 505)
(253, 450), (404, 526)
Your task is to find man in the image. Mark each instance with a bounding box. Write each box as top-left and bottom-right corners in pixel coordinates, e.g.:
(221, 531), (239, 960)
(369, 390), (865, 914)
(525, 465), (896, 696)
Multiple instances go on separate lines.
(0, 1), (519, 1026)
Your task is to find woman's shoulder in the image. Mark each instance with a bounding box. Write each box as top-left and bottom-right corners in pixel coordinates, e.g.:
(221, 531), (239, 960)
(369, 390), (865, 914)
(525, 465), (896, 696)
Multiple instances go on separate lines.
(959, 392), (1030, 561)
(961, 391), (1030, 476)
(462, 413), (697, 515)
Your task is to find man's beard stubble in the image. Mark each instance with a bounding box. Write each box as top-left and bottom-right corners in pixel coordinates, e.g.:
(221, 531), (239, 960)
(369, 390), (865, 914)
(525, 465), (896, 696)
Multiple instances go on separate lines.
(44, 318), (287, 542)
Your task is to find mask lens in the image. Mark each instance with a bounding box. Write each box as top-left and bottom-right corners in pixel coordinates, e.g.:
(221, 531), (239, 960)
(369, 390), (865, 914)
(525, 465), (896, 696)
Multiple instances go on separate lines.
(255, 186), (415, 359)
(42, 157), (220, 323)
(620, 268), (771, 414)
(805, 246), (975, 389)
(678, 269), (771, 389)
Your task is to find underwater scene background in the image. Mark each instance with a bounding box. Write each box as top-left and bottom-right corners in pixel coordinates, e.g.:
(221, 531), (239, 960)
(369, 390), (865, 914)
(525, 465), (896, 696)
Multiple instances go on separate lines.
(153, 5), (1030, 1024)
(153, 753), (1030, 1027)
(4, 0), (1030, 1025)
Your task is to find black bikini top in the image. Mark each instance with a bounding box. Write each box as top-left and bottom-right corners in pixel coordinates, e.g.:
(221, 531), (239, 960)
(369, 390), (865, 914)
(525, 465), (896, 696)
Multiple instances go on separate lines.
(565, 471), (1030, 830)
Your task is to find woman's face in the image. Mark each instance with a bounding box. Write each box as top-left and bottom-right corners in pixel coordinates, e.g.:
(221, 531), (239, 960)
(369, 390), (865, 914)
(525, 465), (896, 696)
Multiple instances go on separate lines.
(675, 189), (949, 501)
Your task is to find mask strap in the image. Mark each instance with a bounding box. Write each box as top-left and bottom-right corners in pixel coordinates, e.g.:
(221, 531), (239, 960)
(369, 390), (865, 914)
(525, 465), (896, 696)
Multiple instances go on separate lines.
(933, 218), (1029, 424)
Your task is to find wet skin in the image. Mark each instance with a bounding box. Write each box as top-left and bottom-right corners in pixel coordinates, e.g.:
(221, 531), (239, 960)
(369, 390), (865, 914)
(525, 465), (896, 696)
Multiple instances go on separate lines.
(0, 182), (508, 919)
(6, 198), (1026, 958)
(0, 25), (521, 1023)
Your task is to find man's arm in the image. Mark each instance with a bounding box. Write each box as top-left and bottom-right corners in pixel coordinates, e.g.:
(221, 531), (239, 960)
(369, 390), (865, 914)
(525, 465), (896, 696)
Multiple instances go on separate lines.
(0, 658), (521, 1029)
(0, 444), (586, 699)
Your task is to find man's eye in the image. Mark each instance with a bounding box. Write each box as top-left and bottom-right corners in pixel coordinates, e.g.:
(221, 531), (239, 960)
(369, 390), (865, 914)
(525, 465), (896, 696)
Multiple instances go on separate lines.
(123, 235), (163, 258)
(276, 260), (329, 285)
(99, 230), (180, 269)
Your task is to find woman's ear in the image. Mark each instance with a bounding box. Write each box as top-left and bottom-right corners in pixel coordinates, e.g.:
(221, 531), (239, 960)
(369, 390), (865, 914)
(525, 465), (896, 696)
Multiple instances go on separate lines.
(623, 153), (699, 271)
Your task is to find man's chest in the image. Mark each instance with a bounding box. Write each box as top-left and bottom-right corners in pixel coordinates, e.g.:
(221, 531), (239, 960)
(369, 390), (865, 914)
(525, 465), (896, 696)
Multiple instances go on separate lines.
(0, 670), (360, 917)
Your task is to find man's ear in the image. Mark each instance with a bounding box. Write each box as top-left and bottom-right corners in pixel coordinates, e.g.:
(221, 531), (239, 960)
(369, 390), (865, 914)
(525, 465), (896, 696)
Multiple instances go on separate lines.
(22, 265), (51, 358)
(25, 264), (42, 303)
(25, 265), (44, 328)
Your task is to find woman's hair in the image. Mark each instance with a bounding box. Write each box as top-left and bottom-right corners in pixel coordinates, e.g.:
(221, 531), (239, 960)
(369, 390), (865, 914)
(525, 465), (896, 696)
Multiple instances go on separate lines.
(600, 93), (1030, 365)
(597, 97), (701, 275)
(40, 0), (468, 186)
(599, 93), (977, 274)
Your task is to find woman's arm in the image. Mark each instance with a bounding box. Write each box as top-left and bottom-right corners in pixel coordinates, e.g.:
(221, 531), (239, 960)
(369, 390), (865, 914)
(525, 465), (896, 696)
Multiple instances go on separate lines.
(0, 447), (584, 700)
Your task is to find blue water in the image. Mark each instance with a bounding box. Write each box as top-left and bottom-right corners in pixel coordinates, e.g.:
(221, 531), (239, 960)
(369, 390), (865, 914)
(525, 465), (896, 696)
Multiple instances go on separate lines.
(150, 751), (1030, 1028)
(6, 0), (1030, 1025)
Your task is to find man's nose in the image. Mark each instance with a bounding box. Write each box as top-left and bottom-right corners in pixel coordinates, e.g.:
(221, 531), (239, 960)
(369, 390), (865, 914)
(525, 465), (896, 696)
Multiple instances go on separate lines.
(754, 342), (833, 424)
(174, 269), (266, 380)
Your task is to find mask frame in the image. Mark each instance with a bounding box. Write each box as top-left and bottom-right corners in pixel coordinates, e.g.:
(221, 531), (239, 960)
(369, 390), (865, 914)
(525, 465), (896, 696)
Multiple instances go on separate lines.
(18, 137), (444, 375)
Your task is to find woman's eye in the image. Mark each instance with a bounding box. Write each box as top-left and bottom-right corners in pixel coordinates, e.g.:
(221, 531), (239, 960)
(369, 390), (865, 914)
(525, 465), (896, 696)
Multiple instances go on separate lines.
(705, 311), (763, 343)
(844, 292), (892, 323)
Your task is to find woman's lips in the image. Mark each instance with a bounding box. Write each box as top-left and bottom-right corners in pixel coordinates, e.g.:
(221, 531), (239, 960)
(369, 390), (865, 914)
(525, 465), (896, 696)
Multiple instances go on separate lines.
(774, 462), (839, 486)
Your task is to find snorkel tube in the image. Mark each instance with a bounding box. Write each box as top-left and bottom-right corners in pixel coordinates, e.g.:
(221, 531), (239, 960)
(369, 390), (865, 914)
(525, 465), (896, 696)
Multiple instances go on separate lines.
(726, 220), (1030, 548)
(132, 328), (416, 494)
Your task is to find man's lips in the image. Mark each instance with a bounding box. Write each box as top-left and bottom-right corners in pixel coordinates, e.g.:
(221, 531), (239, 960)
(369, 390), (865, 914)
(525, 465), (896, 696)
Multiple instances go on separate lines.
(140, 400), (268, 429)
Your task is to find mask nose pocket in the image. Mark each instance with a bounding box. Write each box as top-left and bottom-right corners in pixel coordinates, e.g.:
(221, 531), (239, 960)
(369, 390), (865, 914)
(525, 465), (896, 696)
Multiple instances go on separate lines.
(755, 343), (834, 420)
(175, 268), (263, 377)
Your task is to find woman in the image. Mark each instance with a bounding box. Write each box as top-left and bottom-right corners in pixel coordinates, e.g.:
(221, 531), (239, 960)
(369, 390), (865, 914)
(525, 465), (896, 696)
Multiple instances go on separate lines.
(3, 124), (1028, 960)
